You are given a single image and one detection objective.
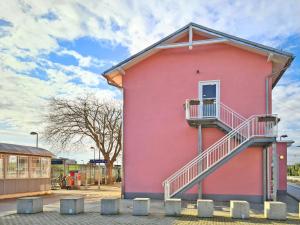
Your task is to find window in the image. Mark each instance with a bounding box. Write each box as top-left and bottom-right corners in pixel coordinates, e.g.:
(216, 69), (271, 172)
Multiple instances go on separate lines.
(41, 157), (50, 178)
(4, 156), (51, 179)
(30, 157), (51, 178)
(202, 84), (216, 99)
(0, 155), (4, 179)
(18, 156), (29, 178)
(31, 157), (41, 178)
(7, 155), (17, 178)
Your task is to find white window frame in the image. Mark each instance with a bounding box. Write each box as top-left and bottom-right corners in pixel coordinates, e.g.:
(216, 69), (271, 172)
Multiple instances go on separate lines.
(41, 157), (51, 178)
(6, 155), (18, 179)
(199, 80), (220, 118)
(18, 155), (29, 178)
(0, 154), (4, 179)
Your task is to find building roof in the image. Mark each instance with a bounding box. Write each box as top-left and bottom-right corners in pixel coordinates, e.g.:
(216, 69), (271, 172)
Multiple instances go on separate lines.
(277, 140), (295, 147)
(102, 22), (294, 88)
(0, 143), (54, 157)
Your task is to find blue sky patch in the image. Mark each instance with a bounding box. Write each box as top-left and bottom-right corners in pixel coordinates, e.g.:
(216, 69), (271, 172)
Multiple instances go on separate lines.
(58, 37), (129, 69)
(276, 35), (300, 85)
(40, 11), (58, 21)
(48, 52), (78, 66)
(0, 19), (13, 27)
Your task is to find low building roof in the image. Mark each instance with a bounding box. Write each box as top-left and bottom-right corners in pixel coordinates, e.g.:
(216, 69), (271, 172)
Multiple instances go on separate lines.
(0, 143), (54, 157)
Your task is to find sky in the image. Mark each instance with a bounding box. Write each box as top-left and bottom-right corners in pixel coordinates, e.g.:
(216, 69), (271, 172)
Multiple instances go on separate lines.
(0, 0), (299, 164)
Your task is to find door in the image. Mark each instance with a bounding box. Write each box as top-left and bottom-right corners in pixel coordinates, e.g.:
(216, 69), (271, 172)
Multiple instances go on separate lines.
(199, 81), (220, 118)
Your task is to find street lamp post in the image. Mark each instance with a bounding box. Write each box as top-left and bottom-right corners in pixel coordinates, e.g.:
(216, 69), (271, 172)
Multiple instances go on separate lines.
(90, 147), (95, 184)
(81, 160), (88, 189)
(98, 147), (101, 190)
(30, 131), (38, 148)
(280, 134), (288, 141)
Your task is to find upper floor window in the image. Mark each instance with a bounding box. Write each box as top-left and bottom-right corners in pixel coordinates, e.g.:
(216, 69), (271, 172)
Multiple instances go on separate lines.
(202, 84), (216, 99)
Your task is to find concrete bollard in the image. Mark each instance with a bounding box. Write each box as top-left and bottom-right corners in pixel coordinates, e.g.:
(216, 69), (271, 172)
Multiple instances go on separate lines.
(197, 199), (214, 218)
(100, 198), (120, 215)
(60, 197), (84, 215)
(17, 197), (43, 214)
(230, 200), (249, 219)
(165, 199), (181, 216)
(264, 201), (286, 220)
(133, 198), (150, 216)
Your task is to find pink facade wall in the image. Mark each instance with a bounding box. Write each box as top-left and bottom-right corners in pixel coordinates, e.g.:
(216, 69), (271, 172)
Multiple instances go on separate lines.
(277, 142), (288, 191)
(202, 127), (263, 195)
(123, 34), (272, 198)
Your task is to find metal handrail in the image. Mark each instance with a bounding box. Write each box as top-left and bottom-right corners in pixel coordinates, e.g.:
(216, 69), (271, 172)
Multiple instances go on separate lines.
(165, 114), (277, 181)
(163, 113), (278, 199)
(186, 99), (246, 130)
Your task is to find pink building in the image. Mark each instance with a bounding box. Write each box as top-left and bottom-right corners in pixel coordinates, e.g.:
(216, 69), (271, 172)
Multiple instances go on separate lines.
(103, 23), (294, 203)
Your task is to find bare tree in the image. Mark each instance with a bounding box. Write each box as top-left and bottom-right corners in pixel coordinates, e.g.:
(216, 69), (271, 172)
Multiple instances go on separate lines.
(44, 95), (122, 184)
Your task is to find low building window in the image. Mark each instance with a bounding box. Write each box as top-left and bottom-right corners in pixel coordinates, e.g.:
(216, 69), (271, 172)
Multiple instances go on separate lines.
(41, 157), (50, 178)
(31, 157), (41, 178)
(18, 156), (29, 178)
(30, 157), (50, 178)
(7, 155), (17, 178)
(0, 155), (4, 179)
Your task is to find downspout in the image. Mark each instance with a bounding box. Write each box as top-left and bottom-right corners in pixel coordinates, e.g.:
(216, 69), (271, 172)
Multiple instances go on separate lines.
(265, 76), (270, 200)
(266, 77), (269, 114)
(198, 125), (202, 199)
(121, 87), (125, 198)
(272, 142), (278, 201)
(266, 71), (277, 200)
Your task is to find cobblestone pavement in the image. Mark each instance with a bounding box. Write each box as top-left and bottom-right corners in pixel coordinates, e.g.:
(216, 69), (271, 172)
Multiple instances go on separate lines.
(1, 198), (300, 225)
(0, 184), (121, 216)
(0, 210), (299, 225)
(1, 185), (299, 225)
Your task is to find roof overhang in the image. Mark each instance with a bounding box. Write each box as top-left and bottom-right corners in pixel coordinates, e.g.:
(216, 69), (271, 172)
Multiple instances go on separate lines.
(277, 139), (295, 147)
(102, 22), (294, 88)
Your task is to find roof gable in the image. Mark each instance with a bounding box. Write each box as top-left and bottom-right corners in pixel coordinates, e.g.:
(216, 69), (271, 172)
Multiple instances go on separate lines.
(103, 22), (294, 88)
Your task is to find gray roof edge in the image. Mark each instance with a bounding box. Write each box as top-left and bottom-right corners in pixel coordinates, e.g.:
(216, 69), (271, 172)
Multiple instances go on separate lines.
(102, 23), (190, 76)
(0, 142), (54, 157)
(102, 22), (294, 77)
(272, 55), (295, 88)
(190, 22), (294, 57)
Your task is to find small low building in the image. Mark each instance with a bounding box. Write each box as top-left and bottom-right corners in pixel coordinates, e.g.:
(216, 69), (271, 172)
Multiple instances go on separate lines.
(0, 143), (53, 198)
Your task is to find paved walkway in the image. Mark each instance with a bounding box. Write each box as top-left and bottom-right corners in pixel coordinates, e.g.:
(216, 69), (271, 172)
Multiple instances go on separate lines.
(287, 183), (300, 201)
(0, 184), (121, 216)
(1, 201), (300, 225)
(0, 185), (299, 225)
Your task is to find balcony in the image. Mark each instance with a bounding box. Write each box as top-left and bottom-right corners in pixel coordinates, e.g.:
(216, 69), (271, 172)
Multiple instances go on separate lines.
(185, 99), (279, 137)
(185, 99), (246, 129)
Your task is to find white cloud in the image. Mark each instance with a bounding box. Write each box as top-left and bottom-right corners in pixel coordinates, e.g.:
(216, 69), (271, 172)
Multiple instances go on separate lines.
(273, 82), (300, 164)
(2, 0), (299, 56)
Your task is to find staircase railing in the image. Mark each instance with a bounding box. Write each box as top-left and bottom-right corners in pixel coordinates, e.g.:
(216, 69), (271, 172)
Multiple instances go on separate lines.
(186, 100), (246, 129)
(163, 114), (278, 199)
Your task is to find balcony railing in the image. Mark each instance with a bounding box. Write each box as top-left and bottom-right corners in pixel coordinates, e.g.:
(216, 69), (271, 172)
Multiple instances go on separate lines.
(185, 99), (246, 130)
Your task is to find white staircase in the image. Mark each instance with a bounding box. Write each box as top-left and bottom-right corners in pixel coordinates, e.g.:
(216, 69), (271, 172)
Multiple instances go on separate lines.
(163, 101), (278, 200)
